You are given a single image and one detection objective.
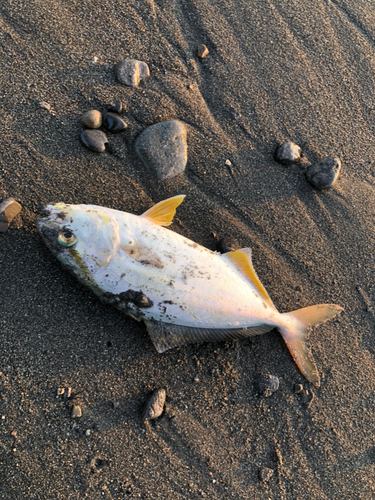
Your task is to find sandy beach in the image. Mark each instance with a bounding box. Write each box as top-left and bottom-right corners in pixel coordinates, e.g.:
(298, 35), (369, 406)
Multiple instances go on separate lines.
(1, 0), (375, 498)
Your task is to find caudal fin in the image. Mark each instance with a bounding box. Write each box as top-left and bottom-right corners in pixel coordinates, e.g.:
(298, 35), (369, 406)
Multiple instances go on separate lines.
(280, 304), (343, 387)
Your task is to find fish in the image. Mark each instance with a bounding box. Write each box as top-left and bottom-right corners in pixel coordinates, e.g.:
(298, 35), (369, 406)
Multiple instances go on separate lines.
(37, 195), (343, 386)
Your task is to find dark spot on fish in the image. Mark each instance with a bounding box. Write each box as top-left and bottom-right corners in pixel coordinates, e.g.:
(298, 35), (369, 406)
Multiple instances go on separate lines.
(140, 259), (164, 269)
(168, 280), (174, 287)
(161, 300), (174, 305)
(57, 211), (67, 220)
(120, 289), (154, 308)
(120, 273), (125, 279)
(130, 250), (134, 255)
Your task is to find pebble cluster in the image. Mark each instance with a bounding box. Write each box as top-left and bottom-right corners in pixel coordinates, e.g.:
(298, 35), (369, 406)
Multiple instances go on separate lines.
(275, 141), (341, 190)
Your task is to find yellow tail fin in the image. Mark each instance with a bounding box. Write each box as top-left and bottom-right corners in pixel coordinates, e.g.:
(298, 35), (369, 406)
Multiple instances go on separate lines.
(280, 304), (343, 386)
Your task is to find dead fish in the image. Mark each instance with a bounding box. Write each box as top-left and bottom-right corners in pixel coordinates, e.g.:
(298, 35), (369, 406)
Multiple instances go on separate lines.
(37, 195), (343, 386)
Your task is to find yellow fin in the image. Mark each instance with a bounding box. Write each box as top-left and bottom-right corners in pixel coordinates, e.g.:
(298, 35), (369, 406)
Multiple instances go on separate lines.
(141, 195), (185, 227)
(225, 248), (275, 308)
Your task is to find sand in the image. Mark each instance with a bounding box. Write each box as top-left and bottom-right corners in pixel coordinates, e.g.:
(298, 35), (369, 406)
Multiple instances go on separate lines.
(0, 0), (375, 498)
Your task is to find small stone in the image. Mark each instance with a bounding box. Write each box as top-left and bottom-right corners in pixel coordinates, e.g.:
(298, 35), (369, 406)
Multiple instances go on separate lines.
(197, 44), (209, 58)
(141, 388), (166, 422)
(107, 100), (123, 113)
(216, 238), (236, 253)
(259, 467), (274, 482)
(85, 429), (91, 436)
(255, 374), (279, 397)
(194, 377), (200, 383)
(225, 159), (232, 166)
(65, 387), (72, 399)
(81, 110), (102, 129)
(135, 120), (187, 180)
(115, 59), (150, 87)
(275, 141), (302, 165)
(39, 101), (51, 111)
(0, 198), (22, 232)
(71, 405), (82, 418)
(305, 157), (341, 190)
(80, 130), (108, 153)
(294, 384), (303, 394)
(56, 388), (65, 397)
(230, 109), (241, 121)
(103, 112), (128, 133)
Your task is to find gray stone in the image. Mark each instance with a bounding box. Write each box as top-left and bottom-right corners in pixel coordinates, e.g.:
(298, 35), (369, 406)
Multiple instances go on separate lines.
(275, 141), (302, 165)
(255, 374), (279, 397)
(0, 198), (22, 232)
(306, 157), (341, 190)
(197, 44), (209, 58)
(135, 120), (187, 180)
(80, 130), (108, 153)
(115, 59), (150, 87)
(141, 388), (166, 422)
(81, 110), (102, 129)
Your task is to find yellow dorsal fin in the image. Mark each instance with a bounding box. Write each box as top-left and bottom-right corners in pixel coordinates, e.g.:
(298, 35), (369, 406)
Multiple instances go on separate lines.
(225, 248), (276, 308)
(141, 195), (185, 226)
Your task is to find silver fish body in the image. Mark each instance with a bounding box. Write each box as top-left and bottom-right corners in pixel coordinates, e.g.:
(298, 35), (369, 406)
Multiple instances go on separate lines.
(37, 195), (343, 386)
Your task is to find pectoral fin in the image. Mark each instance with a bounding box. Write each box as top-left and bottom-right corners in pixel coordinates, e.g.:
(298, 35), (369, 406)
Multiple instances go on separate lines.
(145, 321), (273, 353)
(141, 195), (185, 226)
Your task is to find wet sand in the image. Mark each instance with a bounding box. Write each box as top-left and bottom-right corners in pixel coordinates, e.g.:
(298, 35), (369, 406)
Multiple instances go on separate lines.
(1, 1), (375, 498)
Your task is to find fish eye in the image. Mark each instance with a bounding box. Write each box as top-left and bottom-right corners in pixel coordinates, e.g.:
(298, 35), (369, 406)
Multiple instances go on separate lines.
(58, 231), (76, 247)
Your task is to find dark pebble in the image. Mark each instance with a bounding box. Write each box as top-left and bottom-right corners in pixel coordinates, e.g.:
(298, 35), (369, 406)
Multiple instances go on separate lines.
(197, 44), (209, 58)
(259, 467), (274, 482)
(103, 112), (128, 133)
(294, 384), (304, 394)
(107, 100), (123, 113)
(275, 141), (302, 165)
(255, 374), (279, 397)
(141, 388), (166, 422)
(80, 130), (108, 153)
(135, 120), (187, 180)
(216, 237), (236, 253)
(305, 157), (341, 190)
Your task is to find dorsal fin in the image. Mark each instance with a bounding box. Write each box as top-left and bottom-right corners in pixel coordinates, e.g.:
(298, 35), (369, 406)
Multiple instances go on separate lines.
(225, 248), (276, 308)
(141, 195), (185, 226)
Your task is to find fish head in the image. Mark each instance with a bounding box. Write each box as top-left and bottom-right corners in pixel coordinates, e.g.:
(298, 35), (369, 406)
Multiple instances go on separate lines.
(37, 203), (120, 290)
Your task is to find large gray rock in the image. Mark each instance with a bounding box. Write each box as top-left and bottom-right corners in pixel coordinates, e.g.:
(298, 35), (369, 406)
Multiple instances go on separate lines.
(115, 59), (150, 87)
(135, 120), (187, 180)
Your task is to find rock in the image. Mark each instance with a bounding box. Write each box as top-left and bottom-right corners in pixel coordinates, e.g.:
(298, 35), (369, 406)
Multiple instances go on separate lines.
(80, 130), (108, 153)
(305, 157), (341, 190)
(275, 141), (302, 165)
(71, 405), (82, 418)
(107, 100), (123, 113)
(39, 101), (51, 111)
(216, 237), (236, 253)
(294, 384), (304, 394)
(115, 59), (150, 87)
(81, 110), (102, 129)
(259, 467), (274, 482)
(135, 120), (187, 180)
(56, 388), (65, 397)
(255, 374), (279, 397)
(141, 388), (166, 422)
(102, 112), (128, 133)
(225, 159), (232, 166)
(197, 44), (209, 58)
(0, 198), (22, 232)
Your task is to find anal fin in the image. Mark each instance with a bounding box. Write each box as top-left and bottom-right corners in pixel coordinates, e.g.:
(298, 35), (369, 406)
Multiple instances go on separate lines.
(145, 321), (273, 353)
